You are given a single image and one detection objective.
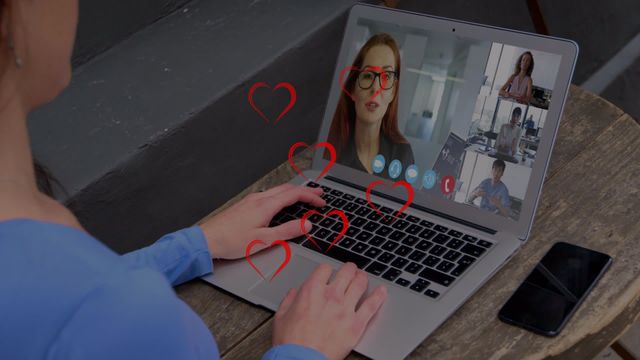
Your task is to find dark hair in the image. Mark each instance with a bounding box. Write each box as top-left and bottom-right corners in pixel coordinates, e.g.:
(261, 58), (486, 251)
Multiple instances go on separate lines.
(34, 159), (66, 199)
(327, 33), (407, 156)
(514, 51), (534, 77)
(493, 159), (506, 172)
(512, 107), (522, 117)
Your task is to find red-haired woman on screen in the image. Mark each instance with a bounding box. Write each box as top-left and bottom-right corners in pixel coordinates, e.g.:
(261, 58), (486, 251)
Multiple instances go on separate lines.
(327, 33), (414, 178)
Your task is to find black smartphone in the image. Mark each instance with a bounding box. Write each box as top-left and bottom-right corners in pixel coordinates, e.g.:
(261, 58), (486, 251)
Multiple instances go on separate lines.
(498, 242), (612, 336)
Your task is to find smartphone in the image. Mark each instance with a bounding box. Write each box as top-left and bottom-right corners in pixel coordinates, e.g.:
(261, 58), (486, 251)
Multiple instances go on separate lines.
(498, 242), (612, 336)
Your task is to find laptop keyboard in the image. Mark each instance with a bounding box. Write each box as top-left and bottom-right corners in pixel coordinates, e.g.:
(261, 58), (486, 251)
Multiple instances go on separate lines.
(269, 181), (495, 300)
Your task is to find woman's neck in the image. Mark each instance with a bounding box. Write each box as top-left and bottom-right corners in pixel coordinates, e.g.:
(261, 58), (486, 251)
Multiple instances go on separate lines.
(0, 95), (36, 191)
(354, 118), (382, 173)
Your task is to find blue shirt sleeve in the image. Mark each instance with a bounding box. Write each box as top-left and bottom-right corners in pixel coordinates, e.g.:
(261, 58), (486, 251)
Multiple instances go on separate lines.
(46, 267), (219, 360)
(262, 344), (328, 360)
(121, 226), (213, 286)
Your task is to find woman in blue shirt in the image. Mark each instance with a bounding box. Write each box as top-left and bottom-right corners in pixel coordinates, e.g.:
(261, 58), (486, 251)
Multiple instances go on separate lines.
(0, 0), (387, 359)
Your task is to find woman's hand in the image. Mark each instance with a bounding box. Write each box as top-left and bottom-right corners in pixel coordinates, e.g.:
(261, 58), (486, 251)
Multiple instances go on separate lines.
(199, 183), (325, 259)
(272, 262), (388, 360)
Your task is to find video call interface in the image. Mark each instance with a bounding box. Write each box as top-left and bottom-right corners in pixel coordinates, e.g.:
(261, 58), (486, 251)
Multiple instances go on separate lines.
(326, 18), (562, 221)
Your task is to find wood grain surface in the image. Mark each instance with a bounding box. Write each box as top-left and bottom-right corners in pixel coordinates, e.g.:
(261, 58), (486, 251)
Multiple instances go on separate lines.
(176, 86), (640, 359)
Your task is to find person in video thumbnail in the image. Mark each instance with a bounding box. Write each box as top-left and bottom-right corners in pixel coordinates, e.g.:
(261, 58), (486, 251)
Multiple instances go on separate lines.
(468, 160), (511, 217)
(499, 51), (534, 104)
(327, 33), (414, 177)
(496, 107), (522, 156)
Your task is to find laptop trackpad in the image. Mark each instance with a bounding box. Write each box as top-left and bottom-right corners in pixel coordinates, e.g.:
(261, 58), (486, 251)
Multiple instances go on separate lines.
(249, 254), (322, 310)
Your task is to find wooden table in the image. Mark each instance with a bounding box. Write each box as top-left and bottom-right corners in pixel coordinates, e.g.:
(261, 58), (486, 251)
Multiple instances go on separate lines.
(176, 85), (640, 359)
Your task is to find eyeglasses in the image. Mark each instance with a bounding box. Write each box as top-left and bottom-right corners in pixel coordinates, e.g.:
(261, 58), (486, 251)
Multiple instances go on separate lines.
(357, 70), (398, 90)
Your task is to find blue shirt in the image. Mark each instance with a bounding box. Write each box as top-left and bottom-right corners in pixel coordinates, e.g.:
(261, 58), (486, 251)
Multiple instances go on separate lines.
(477, 178), (511, 213)
(0, 219), (326, 360)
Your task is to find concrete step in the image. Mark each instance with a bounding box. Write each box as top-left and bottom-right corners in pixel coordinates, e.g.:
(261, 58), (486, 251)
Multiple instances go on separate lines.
(29, 0), (369, 253)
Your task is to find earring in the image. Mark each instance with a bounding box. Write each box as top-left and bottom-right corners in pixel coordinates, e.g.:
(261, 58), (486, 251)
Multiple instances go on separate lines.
(8, 36), (22, 68)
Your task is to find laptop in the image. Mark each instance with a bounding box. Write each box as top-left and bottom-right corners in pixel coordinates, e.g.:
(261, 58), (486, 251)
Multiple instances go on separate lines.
(203, 4), (577, 359)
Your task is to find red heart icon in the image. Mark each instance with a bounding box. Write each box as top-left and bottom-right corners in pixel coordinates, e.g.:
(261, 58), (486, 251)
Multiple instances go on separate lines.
(338, 65), (388, 103)
(245, 239), (291, 282)
(248, 82), (297, 124)
(300, 209), (348, 252)
(365, 180), (414, 219)
(288, 141), (336, 181)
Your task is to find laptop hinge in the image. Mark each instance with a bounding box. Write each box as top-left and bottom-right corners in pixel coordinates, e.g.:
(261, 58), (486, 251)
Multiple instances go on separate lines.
(326, 176), (497, 235)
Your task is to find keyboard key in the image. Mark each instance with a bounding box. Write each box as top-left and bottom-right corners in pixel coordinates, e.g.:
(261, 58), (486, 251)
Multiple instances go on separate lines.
(319, 218), (336, 228)
(433, 233), (450, 245)
(345, 227), (360, 237)
(345, 212), (355, 220)
(342, 193), (355, 201)
(355, 198), (368, 205)
(402, 235), (419, 246)
(363, 221), (380, 232)
(462, 234), (478, 243)
(451, 262), (471, 277)
(343, 202), (359, 213)
(375, 226), (393, 237)
(380, 206), (393, 214)
(395, 278), (411, 287)
(389, 230), (406, 241)
(407, 215), (420, 223)
(391, 219), (410, 230)
(331, 222), (345, 232)
(446, 239), (464, 250)
(381, 240), (399, 252)
(351, 216), (367, 228)
(380, 215), (395, 225)
(377, 252), (395, 264)
(394, 245), (412, 257)
(419, 229), (436, 240)
(339, 237), (356, 249)
(422, 255), (440, 267)
(326, 232), (340, 244)
(434, 225), (448, 233)
(443, 250), (462, 262)
(304, 239), (371, 269)
(365, 261), (388, 276)
(416, 240), (433, 252)
(406, 224), (424, 235)
(405, 262), (423, 274)
(292, 235), (305, 244)
(368, 235), (386, 247)
(429, 245), (447, 256)
(448, 229), (463, 238)
(418, 267), (455, 287)
(330, 189), (344, 197)
(352, 242), (369, 253)
(355, 206), (371, 217)
(477, 240), (493, 248)
(355, 231), (373, 242)
(320, 185), (332, 192)
(424, 289), (440, 299)
(461, 243), (486, 257)
(420, 220), (434, 228)
(306, 181), (320, 188)
(436, 260), (455, 273)
(410, 279), (430, 292)
(316, 205), (331, 214)
(391, 257), (409, 269)
(364, 247), (383, 259)
(367, 212), (382, 221)
(458, 255), (476, 266)
(408, 250), (426, 262)
(398, 213), (407, 219)
(308, 213), (323, 223)
(382, 268), (402, 282)
(332, 199), (348, 209)
(316, 228), (331, 239)
(323, 194), (336, 203)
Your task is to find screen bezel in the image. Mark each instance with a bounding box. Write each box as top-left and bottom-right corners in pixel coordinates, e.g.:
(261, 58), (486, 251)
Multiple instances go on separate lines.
(311, 4), (578, 239)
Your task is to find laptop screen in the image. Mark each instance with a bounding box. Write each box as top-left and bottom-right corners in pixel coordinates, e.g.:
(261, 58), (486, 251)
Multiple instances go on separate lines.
(325, 18), (562, 222)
